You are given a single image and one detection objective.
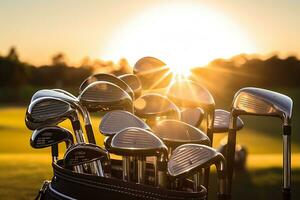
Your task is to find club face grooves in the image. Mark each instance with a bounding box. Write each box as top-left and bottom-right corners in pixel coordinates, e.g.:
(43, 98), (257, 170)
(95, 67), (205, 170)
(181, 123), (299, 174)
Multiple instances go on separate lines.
(100, 111), (150, 136)
(79, 81), (133, 112)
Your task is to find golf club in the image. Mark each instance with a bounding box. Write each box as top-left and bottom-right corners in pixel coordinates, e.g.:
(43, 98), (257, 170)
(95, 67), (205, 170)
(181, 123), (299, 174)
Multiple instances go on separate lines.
(168, 144), (228, 200)
(133, 57), (173, 90)
(167, 79), (215, 195)
(64, 143), (110, 177)
(134, 93), (181, 127)
(79, 81), (133, 113)
(118, 74), (142, 99)
(79, 73), (134, 100)
(227, 87), (293, 200)
(30, 89), (96, 144)
(106, 127), (168, 187)
(180, 108), (205, 128)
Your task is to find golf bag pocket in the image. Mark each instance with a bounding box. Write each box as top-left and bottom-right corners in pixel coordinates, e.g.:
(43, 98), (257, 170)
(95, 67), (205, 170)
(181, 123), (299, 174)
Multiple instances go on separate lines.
(41, 159), (207, 200)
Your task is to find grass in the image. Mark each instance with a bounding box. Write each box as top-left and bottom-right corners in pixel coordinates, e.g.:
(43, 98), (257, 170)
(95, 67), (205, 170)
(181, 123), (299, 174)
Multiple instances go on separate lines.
(0, 105), (300, 199)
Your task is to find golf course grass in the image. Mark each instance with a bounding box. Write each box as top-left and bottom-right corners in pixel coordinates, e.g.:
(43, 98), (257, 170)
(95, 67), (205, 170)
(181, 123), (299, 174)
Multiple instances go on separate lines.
(0, 106), (300, 199)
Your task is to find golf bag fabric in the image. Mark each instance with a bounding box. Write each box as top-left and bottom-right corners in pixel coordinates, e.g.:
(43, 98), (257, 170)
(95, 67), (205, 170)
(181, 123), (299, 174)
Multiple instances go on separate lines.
(39, 160), (207, 200)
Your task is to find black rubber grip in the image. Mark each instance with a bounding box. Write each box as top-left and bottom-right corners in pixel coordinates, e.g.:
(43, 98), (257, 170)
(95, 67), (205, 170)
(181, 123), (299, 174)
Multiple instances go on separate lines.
(85, 124), (96, 144)
(282, 188), (291, 200)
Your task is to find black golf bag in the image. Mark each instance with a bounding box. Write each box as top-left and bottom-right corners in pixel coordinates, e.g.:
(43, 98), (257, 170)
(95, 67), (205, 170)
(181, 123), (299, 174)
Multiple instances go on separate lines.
(37, 159), (207, 200)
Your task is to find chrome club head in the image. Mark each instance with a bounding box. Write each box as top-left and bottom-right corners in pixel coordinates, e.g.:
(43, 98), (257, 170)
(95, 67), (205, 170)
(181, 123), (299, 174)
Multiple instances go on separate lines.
(30, 126), (74, 162)
(167, 80), (215, 112)
(106, 127), (168, 186)
(213, 109), (244, 133)
(232, 87), (292, 124)
(79, 73), (134, 99)
(30, 89), (96, 144)
(152, 119), (210, 150)
(26, 97), (77, 130)
(134, 93), (180, 127)
(180, 108), (205, 128)
(118, 74), (142, 98)
(79, 81), (133, 113)
(167, 79), (216, 191)
(133, 57), (173, 90)
(64, 143), (110, 177)
(99, 110), (151, 137)
(168, 144), (227, 199)
(31, 126), (74, 148)
(227, 87), (293, 198)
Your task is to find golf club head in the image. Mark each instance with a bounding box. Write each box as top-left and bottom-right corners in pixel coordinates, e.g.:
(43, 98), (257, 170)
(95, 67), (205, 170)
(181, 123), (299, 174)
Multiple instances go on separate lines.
(213, 109), (244, 133)
(133, 57), (173, 90)
(168, 144), (225, 178)
(152, 120), (210, 148)
(64, 143), (110, 167)
(106, 127), (168, 157)
(99, 110), (151, 137)
(167, 80), (215, 112)
(118, 74), (142, 99)
(52, 89), (77, 99)
(134, 93), (180, 125)
(31, 89), (77, 103)
(180, 108), (205, 128)
(26, 97), (77, 130)
(232, 87), (293, 124)
(168, 144), (227, 197)
(31, 126), (74, 149)
(79, 73), (134, 99)
(78, 81), (133, 113)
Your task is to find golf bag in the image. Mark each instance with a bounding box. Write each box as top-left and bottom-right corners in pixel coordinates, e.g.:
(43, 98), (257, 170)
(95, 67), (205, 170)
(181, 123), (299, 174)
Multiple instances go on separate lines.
(37, 159), (207, 200)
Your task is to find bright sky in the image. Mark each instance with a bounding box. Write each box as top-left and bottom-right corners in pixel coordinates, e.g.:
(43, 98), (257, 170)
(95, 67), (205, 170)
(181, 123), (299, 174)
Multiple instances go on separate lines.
(0, 0), (299, 67)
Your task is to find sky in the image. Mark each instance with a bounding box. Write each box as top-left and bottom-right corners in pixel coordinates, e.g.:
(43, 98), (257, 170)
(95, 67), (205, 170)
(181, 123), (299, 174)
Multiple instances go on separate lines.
(0, 0), (299, 67)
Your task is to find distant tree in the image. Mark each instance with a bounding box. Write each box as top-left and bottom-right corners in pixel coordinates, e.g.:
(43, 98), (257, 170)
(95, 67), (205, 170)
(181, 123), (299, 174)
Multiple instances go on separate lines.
(52, 53), (67, 66)
(6, 46), (19, 62)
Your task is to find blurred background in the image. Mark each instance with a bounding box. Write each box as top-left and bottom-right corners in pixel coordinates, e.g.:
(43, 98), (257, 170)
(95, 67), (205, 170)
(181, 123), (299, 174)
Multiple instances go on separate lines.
(0, 0), (299, 199)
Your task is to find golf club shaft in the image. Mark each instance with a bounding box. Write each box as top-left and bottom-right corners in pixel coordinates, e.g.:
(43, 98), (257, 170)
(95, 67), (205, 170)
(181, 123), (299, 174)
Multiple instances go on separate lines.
(122, 156), (130, 181)
(137, 156), (146, 184)
(283, 124), (291, 200)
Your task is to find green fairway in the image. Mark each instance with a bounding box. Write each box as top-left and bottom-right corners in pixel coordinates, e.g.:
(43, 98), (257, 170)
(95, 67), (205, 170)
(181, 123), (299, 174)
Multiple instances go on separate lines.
(0, 106), (300, 199)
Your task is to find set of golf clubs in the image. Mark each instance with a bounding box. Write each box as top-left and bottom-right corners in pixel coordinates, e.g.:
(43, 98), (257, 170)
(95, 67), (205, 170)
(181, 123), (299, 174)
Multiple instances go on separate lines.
(25, 56), (293, 200)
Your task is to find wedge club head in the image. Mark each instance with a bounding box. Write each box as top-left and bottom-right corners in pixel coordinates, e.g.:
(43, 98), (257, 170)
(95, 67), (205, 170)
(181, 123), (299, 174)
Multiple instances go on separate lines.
(133, 57), (173, 90)
(64, 143), (110, 177)
(134, 93), (180, 127)
(79, 81), (133, 113)
(118, 74), (142, 98)
(100, 110), (151, 137)
(168, 144), (227, 199)
(79, 73), (134, 100)
(180, 108), (205, 128)
(106, 127), (168, 186)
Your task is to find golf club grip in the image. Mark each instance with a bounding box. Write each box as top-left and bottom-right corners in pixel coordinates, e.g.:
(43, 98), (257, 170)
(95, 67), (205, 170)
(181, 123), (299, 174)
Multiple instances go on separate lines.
(217, 193), (230, 200)
(85, 124), (96, 144)
(283, 188), (291, 200)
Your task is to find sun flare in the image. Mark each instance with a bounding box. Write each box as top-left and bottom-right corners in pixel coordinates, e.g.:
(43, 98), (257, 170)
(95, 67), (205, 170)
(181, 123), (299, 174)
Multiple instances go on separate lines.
(102, 2), (256, 77)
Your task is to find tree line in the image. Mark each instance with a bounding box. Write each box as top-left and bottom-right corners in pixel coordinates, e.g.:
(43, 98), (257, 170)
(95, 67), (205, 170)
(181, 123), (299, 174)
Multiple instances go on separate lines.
(0, 47), (299, 103)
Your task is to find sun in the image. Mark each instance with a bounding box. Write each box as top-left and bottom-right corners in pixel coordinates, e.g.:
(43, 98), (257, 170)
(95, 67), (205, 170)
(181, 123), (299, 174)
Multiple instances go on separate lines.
(102, 2), (256, 76)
